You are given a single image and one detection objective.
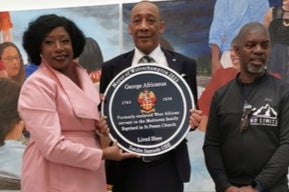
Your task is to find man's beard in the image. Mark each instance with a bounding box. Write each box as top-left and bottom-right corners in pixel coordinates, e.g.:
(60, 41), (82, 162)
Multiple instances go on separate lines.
(246, 62), (266, 74)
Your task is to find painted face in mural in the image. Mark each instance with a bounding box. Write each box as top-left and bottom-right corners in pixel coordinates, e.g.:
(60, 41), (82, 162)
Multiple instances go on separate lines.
(128, 2), (165, 55)
(230, 48), (240, 71)
(1, 46), (21, 79)
(41, 26), (73, 74)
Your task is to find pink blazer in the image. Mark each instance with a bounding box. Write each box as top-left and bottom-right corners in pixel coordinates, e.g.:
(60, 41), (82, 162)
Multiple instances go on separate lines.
(18, 61), (106, 192)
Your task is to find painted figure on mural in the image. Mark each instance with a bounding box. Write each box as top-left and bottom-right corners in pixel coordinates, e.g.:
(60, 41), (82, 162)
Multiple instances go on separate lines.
(0, 12), (13, 43)
(264, 0), (289, 83)
(209, 0), (269, 74)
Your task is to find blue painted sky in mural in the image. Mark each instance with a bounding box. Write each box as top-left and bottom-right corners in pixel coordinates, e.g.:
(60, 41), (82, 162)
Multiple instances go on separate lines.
(10, 4), (120, 63)
(10, 0), (217, 64)
(9, 0), (281, 63)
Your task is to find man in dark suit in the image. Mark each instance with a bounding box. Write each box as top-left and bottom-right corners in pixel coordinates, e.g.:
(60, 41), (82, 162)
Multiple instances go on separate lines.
(99, 1), (198, 192)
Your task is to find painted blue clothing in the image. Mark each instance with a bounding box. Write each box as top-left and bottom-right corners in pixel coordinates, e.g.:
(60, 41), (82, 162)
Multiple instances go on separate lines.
(209, 0), (269, 53)
(0, 140), (25, 179)
(24, 63), (38, 79)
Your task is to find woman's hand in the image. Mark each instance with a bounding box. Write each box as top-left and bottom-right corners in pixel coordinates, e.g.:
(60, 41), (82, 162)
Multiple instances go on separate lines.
(102, 141), (139, 161)
(96, 116), (109, 136)
(89, 70), (101, 83)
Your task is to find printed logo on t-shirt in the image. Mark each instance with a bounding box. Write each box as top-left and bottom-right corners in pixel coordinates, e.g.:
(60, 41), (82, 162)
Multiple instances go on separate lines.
(249, 104), (278, 127)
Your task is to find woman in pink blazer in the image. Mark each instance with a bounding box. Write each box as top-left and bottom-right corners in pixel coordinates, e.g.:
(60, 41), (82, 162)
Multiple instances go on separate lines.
(18, 14), (135, 192)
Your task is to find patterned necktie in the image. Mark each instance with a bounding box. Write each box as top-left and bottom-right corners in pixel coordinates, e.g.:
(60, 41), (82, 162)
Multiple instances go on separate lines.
(138, 55), (155, 63)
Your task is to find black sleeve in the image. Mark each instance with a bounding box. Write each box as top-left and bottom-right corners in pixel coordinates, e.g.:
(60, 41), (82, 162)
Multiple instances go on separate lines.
(255, 86), (289, 189)
(203, 92), (231, 192)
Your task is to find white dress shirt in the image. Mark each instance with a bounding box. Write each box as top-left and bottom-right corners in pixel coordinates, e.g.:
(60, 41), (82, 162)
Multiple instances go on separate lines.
(132, 45), (169, 67)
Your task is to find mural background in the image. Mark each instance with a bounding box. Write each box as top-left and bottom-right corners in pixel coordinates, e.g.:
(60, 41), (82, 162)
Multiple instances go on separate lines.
(4, 0), (282, 191)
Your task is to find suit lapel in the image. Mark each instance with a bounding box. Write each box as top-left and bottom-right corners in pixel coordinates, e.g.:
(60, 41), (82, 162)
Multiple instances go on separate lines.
(43, 62), (100, 120)
(163, 49), (182, 73)
(115, 51), (134, 73)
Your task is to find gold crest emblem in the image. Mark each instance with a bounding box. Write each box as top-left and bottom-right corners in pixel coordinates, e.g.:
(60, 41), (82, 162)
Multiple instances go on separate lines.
(137, 88), (157, 113)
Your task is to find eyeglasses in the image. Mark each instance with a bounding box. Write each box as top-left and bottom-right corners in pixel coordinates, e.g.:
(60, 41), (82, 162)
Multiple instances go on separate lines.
(1, 56), (21, 63)
(240, 102), (256, 132)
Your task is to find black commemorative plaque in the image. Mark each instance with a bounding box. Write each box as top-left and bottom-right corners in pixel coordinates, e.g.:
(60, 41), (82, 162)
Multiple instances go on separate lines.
(101, 64), (195, 156)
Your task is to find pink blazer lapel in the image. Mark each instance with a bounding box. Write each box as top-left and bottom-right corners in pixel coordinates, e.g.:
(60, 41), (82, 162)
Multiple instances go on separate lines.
(44, 62), (100, 120)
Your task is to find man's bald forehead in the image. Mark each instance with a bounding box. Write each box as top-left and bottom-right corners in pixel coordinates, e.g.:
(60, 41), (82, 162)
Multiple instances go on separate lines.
(131, 1), (161, 18)
(132, 1), (158, 10)
(238, 22), (269, 40)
